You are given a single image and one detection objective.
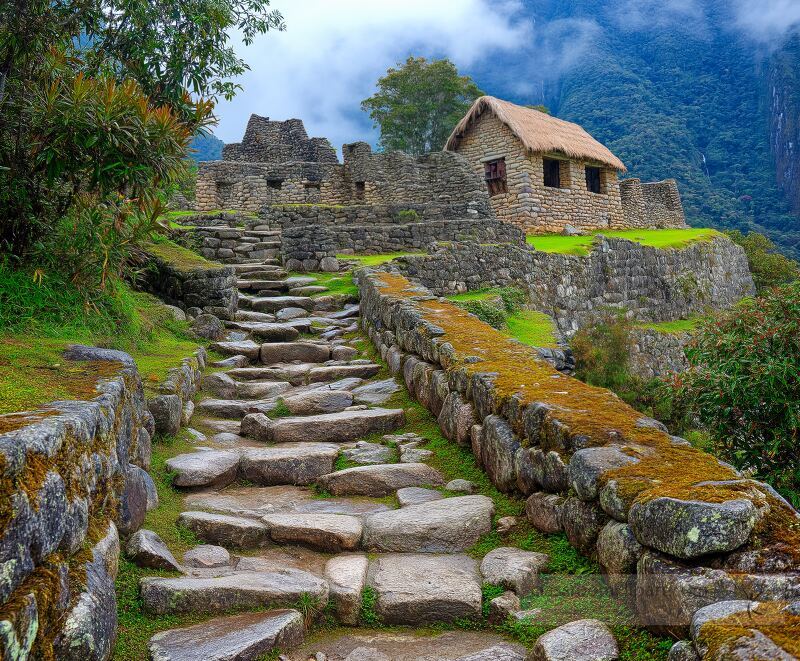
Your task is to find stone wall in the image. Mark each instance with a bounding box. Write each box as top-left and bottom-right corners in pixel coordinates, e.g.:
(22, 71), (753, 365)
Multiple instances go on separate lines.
(619, 178), (686, 229)
(629, 328), (690, 380)
(221, 115), (338, 164)
(281, 217), (524, 272)
(357, 269), (800, 643)
(140, 249), (238, 320)
(195, 140), (494, 218)
(449, 112), (686, 233)
(0, 346), (155, 659)
(175, 224), (280, 265)
(396, 235), (754, 336)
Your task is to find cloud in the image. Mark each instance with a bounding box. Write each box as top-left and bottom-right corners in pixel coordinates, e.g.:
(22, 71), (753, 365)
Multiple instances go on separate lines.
(608, 0), (709, 36)
(213, 0), (533, 149)
(731, 0), (800, 44)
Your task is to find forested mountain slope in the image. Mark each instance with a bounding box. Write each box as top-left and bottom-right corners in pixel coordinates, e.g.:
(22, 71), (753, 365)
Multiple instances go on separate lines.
(468, 0), (800, 256)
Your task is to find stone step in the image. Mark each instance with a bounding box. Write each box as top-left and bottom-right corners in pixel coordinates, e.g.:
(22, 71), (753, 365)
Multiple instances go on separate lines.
(209, 340), (261, 361)
(263, 513), (363, 552)
(227, 363), (378, 386)
(289, 286), (328, 296)
(367, 553), (482, 625)
(328, 304), (361, 320)
(196, 397), (276, 420)
(235, 310), (276, 323)
(140, 569), (328, 615)
(241, 408), (405, 444)
(178, 511), (270, 547)
(316, 463), (444, 497)
(362, 495), (495, 553)
(249, 296), (315, 313)
(259, 341), (331, 365)
(225, 321), (302, 342)
(240, 443), (340, 486)
(185, 485), (391, 520)
(165, 450), (241, 488)
(244, 230), (281, 237)
(307, 364), (381, 382)
(234, 263), (286, 275)
(148, 609), (304, 661)
(236, 279), (291, 293)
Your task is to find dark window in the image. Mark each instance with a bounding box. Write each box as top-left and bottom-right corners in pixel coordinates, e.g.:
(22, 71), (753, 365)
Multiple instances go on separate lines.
(303, 181), (321, 189)
(484, 158), (507, 197)
(354, 181), (366, 199)
(585, 166), (603, 194)
(543, 158), (562, 188)
(267, 179), (283, 190)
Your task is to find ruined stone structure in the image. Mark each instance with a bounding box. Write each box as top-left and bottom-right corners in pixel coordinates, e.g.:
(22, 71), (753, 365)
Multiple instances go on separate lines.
(222, 115), (338, 164)
(445, 96), (686, 233)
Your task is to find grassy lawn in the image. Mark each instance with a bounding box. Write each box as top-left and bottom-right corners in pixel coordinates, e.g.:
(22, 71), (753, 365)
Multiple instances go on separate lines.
(336, 251), (424, 267)
(0, 268), (203, 415)
(144, 237), (221, 272)
(634, 316), (707, 334)
(526, 228), (721, 256)
(506, 310), (559, 348)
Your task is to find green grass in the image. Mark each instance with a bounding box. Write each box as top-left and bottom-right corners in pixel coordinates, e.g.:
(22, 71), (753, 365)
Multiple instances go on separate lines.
(292, 271), (358, 298)
(446, 288), (503, 303)
(505, 310), (559, 348)
(144, 237), (221, 273)
(634, 316), (707, 334)
(0, 270), (203, 414)
(526, 228), (721, 256)
(336, 251), (423, 267)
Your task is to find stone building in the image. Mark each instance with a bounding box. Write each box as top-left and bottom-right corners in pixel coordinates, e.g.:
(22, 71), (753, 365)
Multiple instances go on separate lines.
(445, 96), (686, 233)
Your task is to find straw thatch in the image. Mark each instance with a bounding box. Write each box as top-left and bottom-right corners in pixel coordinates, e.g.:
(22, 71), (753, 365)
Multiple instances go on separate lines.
(445, 96), (626, 172)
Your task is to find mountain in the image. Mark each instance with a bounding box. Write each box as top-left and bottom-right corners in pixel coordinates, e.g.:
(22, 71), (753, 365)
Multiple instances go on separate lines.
(464, 0), (800, 257)
(189, 133), (224, 162)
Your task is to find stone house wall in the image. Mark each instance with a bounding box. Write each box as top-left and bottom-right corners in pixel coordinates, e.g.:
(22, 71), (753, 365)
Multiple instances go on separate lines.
(396, 235), (755, 336)
(450, 112), (686, 233)
(0, 346), (155, 659)
(358, 270), (800, 639)
(628, 328), (690, 379)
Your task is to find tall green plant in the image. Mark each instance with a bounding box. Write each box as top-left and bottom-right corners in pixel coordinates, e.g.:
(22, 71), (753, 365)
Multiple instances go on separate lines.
(570, 310), (633, 391)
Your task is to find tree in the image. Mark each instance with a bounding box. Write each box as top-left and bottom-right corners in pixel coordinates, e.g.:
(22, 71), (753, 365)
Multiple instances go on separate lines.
(726, 230), (799, 292)
(672, 283), (800, 497)
(361, 57), (483, 155)
(0, 0), (283, 268)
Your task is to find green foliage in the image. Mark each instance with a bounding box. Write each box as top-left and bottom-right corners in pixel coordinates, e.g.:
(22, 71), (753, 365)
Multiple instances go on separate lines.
(571, 310), (633, 391)
(671, 284), (800, 494)
(454, 286), (529, 332)
(269, 399), (293, 418)
(359, 586), (381, 627)
(481, 583), (505, 618)
(361, 57), (483, 155)
(461, 299), (508, 330)
(397, 209), (421, 222)
(726, 230), (799, 292)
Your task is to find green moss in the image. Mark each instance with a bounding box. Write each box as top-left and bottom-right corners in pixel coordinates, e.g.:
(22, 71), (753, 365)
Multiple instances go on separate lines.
(292, 271), (358, 298)
(526, 228), (722, 256)
(336, 252), (423, 267)
(359, 586), (381, 627)
(144, 238), (221, 273)
(446, 288), (503, 303)
(505, 310), (559, 348)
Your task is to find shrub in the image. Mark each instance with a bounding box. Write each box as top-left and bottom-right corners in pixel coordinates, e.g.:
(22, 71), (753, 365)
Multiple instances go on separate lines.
(397, 209), (420, 222)
(461, 300), (508, 329)
(570, 309), (633, 391)
(726, 230), (799, 292)
(672, 283), (800, 495)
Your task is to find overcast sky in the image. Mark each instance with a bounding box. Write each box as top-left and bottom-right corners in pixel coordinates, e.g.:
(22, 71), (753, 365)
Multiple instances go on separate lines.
(213, 0), (800, 149)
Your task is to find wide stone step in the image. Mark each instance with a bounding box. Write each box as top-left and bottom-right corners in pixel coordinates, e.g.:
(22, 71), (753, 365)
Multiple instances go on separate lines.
(368, 553), (482, 625)
(327, 304), (360, 320)
(165, 450), (240, 488)
(185, 485), (391, 520)
(209, 340), (261, 360)
(307, 364), (381, 382)
(237, 279), (291, 293)
(196, 397), (276, 420)
(178, 511), (270, 548)
(241, 408), (405, 444)
(263, 512), (363, 552)
(251, 296), (315, 313)
(289, 286), (328, 296)
(140, 569), (328, 615)
(362, 495), (494, 552)
(225, 321), (301, 342)
(316, 463), (444, 497)
(234, 310), (276, 323)
(148, 609), (304, 661)
(260, 341), (331, 365)
(240, 443), (340, 486)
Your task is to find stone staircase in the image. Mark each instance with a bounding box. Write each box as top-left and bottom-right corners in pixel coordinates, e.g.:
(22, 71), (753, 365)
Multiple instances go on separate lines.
(128, 262), (600, 661)
(193, 222), (284, 265)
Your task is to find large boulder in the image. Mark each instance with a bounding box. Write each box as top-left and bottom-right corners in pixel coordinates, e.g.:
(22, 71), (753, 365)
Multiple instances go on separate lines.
(568, 446), (640, 501)
(148, 394), (182, 436)
(527, 619), (618, 661)
(191, 314), (225, 340)
(362, 495), (494, 553)
(165, 450), (241, 489)
(147, 609), (305, 661)
(525, 493), (565, 534)
(117, 465), (149, 537)
(480, 547), (550, 597)
(262, 513), (363, 552)
(240, 444), (339, 486)
(480, 416), (520, 493)
(438, 392), (477, 446)
(282, 390), (353, 415)
(126, 529), (181, 571)
(629, 497), (759, 560)
(560, 497), (608, 554)
(259, 341), (331, 365)
(177, 511), (270, 548)
(241, 408), (404, 444)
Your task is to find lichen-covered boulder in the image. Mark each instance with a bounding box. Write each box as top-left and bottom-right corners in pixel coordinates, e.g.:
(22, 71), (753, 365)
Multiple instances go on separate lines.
(117, 464), (149, 538)
(629, 497), (759, 559)
(525, 492), (565, 534)
(126, 529), (181, 571)
(568, 445), (640, 501)
(480, 547), (549, 597)
(438, 391), (476, 446)
(560, 497), (608, 554)
(148, 394), (182, 436)
(191, 313), (225, 340)
(596, 521), (643, 605)
(480, 415), (520, 493)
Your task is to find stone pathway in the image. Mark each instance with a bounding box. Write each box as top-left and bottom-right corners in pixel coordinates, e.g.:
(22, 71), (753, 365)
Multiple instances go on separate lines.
(134, 263), (617, 660)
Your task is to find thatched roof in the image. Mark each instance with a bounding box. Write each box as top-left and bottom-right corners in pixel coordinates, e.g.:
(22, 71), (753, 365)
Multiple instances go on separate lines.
(445, 96), (626, 172)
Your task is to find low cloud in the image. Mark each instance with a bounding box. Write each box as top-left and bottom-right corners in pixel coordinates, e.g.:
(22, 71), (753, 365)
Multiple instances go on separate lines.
(732, 0), (800, 44)
(610, 0), (708, 36)
(214, 0), (533, 148)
